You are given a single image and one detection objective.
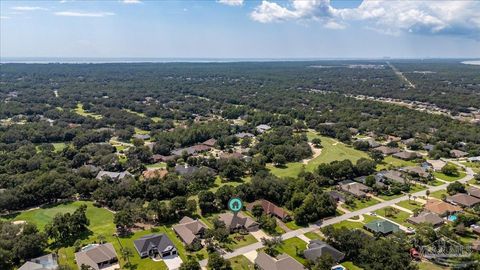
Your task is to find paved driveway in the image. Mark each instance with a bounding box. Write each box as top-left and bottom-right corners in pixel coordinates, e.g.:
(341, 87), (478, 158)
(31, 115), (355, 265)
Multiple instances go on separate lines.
(163, 255), (183, 270)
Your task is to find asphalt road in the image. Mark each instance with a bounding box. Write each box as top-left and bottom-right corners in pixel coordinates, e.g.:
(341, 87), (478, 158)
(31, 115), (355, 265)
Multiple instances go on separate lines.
(199, 160), (475, 267)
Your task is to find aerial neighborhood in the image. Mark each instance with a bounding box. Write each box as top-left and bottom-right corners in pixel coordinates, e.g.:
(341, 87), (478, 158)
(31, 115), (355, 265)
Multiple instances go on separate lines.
(1, 60), (480, 270)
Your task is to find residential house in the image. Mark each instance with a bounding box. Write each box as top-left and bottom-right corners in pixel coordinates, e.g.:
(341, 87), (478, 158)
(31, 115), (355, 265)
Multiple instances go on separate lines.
(173, 216), (208, 246)
(386, 135), (402, 143)
(74, 243), (119, 270)
(142, 169), (168, 180)
(96, 170), (133, 181)
(355, 176), (387, 189)
(133, 234), (177, 259)
(202, 138), (217, 148)
(376, 170), (406, 184)
(19, 254), (58, 270)
(328, 191), (346, 203)
(174, 165), (199, 175)
(402, 138), (416, 146)
(407, 211), (444, 227)
(400, 166), (431, 180)
(235, 132), (255, 138)
(218, 212), (259, 232)
(426, 159), (447, 172)
(152, 154), (176, 163)
(468, 156), (480, 162)
(364, 220), (400, 235)
(246, 199), (291, 221)
(393, 151), (421, 161)
(219, 152), (244, 160)
(447, 193), (480, 208)
(254, 252), (305, 270)
(256, 124), (271, 133)
(132, 134), (150, 140)
(303, 240), (345, 262)
(373, 146), (401, 156)
(423, 144), (434, 151)
(424, 200), (462, 216)
(467, 187), (480, 199)
(450, 149), (468, 158)
(338, 180), (370, 198)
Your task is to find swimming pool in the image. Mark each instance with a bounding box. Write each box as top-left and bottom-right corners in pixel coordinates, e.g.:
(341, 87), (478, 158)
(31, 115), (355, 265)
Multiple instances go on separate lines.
(448, 214), (458, 222)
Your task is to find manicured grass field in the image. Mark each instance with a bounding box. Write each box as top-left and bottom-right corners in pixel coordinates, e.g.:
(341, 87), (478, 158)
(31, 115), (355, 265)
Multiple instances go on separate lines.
(5, 201), (200, 270)
(396, 200), (424, 211)
(376, 156), (417, 170)
(332, 220), (365, 230)
(430, 190), (448, 199)
(74, 103), (102, 119)
(224, 233), (258, 251)
(434, 171), (466, 182)
(342, 261), (364, 270)
(417, 261), (448, 270)
(268, 132), (369, 178)
(304, 231), (323, 240)
(374, 207), (411, 227)
(134, 127), (150, 135)
(145, 162), (167, 169)
(345, 197), (381, 211)
(274, 237), (307, 265)
(229, 255), (254, 270)
(461, 161), (480, 173)
(285, 220), (305, 230)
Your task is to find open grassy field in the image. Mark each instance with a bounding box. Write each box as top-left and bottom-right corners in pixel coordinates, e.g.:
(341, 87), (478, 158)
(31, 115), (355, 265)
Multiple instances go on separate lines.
(430, 190), (448, 199)
(304, 231), (323, 240)
(229, 255), (254, 270)
(74, 103), (103, 119)
(274, 237), (307, 265)
(461, 161), (480, 173)
(4, 201), (203, 270)
(145, 162), (167, 169)
(374, 207), (411, 227)
(345, 197), (381, 211)
(376, 156), (417, 171)
(434, 170), (466, 182)
(225, 233), (258, 251)
(396, 200), (424, 211)
(268, 132), (369, 178)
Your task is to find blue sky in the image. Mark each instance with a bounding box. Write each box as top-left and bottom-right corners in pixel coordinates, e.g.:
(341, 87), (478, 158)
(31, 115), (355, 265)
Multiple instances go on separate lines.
(1, 0), (479, 59)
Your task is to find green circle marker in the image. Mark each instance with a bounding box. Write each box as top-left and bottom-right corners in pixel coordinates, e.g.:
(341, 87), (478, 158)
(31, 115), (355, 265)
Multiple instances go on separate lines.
(228, 197), (243, 213)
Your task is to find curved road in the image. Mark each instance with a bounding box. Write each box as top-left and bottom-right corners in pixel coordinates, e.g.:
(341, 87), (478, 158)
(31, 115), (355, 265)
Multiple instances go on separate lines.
(200, 160), (475, 267)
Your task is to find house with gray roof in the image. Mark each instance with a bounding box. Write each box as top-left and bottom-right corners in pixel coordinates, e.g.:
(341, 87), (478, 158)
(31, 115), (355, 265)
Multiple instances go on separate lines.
(447, 193), (480, 208)
(407, 211), (444, 227)
(133, 234), (177, 259)
(255, 252), (305, 270)
(376, 170), (406, 184)
(96, 170), (133, 181)
(173, 216), (208, 246)
(256, 124), (271, 133)
(19, 254), (58, 270)
(373, 146), (401, 156)
(174, 165), (199, 175)
(303, 240), (345, 262)
(74, 243), (119, 270)
(338, 180), (370, 198)
(364, 220), (400, 235)
(218, 212), (259, 232)
(235, 132), (255, 138)
(450, 149), (468, 158)
(132, 134), (151, 140)
(467, 187), (480, 199)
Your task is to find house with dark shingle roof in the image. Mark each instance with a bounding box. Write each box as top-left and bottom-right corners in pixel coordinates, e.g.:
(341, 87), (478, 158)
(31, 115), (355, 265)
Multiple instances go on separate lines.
(173, 216), (208, 246)
(393, 151), (421, 161)
(246, 199), (291, 221)
(303, 240), (345, 262)
(376, 170), (406, 184)
(18, 254), (58, 270)
(467, 187), (480, 199)
(373, 146), (401, 156)
(133, 234), (177, 259)
(218, 212), (259, 232)
(255, 252), (305, 270)
(74, 243), (118, 270)
(364, 220), (400, 235)
(447, 193), (480, 208)
(338, 180), (370, 198)
(407, 211), (444, 227)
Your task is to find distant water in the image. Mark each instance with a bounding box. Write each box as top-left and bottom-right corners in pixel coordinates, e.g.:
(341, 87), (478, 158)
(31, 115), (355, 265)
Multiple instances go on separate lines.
(462, 60), (480, 65)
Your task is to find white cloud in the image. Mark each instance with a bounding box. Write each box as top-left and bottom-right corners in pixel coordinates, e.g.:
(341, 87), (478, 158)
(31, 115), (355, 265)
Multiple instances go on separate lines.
(54, 11), (115, 17)
(249, 0), (480, 37)
(123, 0), (142, 4)
(218, 0), (244, 7)
(1, 16), (10, 20)
(251, 0), (336, 23)
(11, 6), (48, 11)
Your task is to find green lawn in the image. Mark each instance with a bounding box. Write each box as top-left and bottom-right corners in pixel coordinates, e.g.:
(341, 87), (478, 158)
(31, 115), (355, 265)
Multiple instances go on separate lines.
(430, 190), (448, 199)
(461, 161), (480, 173)
(285, 220), (305, 230)
(52, 142), (67, 152)
(374, 207), (411, 227)
(345, 197), (381, 211)
(74, 103), (102, 119)
(5, 201), (197, 270)
(342, 261), (364, 270)
(434, 171), (466, 182)
(224, 233), (258, 251)
(275, 237), (307, 265)
(396, 200), (424, 211)
(417, 261), (448, 270)
(229, 255), (254, 270)
(145, 162), (167, 169)
(304, 231), (323, 240)
(332, 220), (365, 230)
(267, 132), (370, 178)
(377, 156), (417, 170)
(151, 117), (162, 123)
(124, 109), (147, 118)
(134, 127), (150, 135)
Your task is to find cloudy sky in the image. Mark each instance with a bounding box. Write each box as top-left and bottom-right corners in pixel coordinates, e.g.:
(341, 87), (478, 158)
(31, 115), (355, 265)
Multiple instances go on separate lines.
(1, 0), (479, 59)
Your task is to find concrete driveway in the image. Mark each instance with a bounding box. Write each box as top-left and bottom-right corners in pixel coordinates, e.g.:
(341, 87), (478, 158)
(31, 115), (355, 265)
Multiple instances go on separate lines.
(163, 255), (183, 270)
(250, 230), (271, 241)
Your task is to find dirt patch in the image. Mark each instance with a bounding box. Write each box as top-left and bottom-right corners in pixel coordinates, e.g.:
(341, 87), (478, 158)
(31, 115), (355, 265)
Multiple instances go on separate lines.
(302, 143), (322, 164)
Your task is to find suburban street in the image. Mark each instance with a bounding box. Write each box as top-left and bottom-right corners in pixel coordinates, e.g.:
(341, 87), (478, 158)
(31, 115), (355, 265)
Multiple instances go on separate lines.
(200, 161), (475, 267)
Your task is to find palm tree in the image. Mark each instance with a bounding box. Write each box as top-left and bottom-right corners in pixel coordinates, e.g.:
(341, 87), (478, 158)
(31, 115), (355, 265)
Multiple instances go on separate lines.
(97, 234), (106, 244)
(121, 247), (133, 268)
(426, 189), (430, 199)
